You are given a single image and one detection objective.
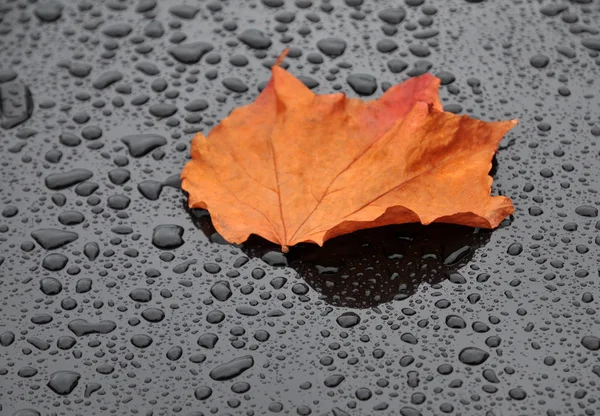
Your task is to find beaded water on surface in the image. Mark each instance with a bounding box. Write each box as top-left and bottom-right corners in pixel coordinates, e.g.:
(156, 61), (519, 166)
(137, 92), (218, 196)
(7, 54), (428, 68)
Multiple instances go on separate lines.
(1, 0), (600, 415)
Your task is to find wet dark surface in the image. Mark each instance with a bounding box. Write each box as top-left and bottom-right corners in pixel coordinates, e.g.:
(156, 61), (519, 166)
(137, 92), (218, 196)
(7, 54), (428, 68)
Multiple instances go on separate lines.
(1, 0), (600, 415)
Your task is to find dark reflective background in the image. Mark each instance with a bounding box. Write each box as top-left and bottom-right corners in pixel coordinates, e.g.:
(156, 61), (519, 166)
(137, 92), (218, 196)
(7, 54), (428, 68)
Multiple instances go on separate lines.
(2, 0), (600, 415)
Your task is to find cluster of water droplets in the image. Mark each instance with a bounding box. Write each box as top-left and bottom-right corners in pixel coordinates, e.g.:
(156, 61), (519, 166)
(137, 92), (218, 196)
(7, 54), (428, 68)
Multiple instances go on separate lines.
(1, 0), (600, 415)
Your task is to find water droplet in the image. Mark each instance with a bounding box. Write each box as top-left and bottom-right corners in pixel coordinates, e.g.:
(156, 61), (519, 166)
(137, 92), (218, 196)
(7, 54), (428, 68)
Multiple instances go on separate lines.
(458, 347), (489, 365)
(209, 355), (254, 380)
(336, 312), (361, 328)
(152, 225), (184, 249)
(47, 371), (81, 395)
(168, 42), (214, 64)
(31, 229), (78, 250)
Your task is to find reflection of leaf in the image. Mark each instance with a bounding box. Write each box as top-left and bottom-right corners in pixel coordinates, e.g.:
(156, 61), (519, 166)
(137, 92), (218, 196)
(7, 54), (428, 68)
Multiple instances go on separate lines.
(188, 210), (493, 309)
(291, 224), (490, 309)
(181, 50), (517, 252)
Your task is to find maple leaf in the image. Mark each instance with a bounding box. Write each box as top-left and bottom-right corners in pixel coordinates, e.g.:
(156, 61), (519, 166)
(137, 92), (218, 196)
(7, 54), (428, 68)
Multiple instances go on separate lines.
(181, 50), (517, 252)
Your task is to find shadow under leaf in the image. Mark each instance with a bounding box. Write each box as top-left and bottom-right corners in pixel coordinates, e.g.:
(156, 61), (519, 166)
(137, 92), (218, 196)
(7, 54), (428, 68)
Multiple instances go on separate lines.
(188, 207), (492, 309)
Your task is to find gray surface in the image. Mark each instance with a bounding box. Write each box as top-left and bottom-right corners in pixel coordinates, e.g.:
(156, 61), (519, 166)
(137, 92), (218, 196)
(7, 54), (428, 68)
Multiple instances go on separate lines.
(1, 0), (600, 415)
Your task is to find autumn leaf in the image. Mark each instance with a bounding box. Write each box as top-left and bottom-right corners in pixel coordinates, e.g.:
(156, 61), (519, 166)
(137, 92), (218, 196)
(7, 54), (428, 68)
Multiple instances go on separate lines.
(181, 50), (517, 252)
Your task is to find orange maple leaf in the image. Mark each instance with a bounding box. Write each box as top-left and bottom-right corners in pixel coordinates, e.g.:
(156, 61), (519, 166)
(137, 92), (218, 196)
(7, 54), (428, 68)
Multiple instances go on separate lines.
(181, 50), (517, 252)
